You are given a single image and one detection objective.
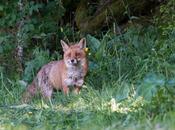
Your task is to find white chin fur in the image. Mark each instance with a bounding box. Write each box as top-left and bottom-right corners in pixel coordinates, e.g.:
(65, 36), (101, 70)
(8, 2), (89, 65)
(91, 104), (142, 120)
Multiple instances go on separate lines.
(65, 60), (81, 68)
(65, 60), (73, 68)
(75, 79), (84, 86)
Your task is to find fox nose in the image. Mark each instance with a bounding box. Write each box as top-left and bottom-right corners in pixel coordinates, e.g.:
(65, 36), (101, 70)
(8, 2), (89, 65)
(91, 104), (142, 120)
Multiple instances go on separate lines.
(74, 77), (77, 82)
(71, 59), (77, 64)
(71, 59), (75, 63)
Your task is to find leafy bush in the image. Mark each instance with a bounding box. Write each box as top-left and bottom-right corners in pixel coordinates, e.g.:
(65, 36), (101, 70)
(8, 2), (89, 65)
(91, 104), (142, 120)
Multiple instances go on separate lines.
(23, 48), (50, 82)
(0, 0), (175, 129)
(156, 0), (175, 36)
(86, 23), (175, 115)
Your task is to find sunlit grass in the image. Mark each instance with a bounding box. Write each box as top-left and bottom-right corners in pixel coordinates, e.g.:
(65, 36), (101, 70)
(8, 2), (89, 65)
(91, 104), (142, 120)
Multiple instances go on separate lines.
(0, 78), (174, 130)
(0, 25), (175, 129)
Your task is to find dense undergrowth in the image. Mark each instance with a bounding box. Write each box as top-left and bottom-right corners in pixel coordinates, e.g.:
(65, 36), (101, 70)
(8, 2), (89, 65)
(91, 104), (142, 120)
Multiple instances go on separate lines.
(0, 0), (175, 130)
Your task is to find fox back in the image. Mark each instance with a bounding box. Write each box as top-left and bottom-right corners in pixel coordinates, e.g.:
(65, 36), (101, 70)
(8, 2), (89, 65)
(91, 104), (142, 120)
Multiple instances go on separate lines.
(22, 38), (88, 103)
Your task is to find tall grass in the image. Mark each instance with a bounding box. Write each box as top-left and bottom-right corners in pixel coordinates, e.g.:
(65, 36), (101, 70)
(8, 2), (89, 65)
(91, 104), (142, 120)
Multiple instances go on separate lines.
(0, 25), (175, 130)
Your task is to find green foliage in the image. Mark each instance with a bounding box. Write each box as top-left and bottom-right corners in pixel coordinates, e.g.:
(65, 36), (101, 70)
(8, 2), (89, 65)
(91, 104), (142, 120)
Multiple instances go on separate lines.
(23, 48), (50, 82)
(0, 0), (19, 28)
(1, 24), (175, 130)
(0, 0), (175, 129)
(0, 0), (66, 79)
(0, 0), (65, 49)
(156, 0), (175, 36)
(0, 34), (15, 54)
(136, 73), (164, 100)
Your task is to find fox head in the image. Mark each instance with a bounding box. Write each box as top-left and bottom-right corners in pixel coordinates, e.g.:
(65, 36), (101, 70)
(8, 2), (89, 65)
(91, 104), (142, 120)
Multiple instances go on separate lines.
(61, 38), (87, 68)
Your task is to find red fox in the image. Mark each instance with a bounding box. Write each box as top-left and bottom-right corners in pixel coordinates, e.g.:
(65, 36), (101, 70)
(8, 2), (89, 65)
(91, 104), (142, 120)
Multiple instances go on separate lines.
(22, 38), (88, 102)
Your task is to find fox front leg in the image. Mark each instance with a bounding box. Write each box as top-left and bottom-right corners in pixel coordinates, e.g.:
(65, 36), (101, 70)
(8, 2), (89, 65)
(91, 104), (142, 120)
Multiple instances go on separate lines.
(74, 78), (84, 94)
(74, 86), (81, 94)
(62, 85), (70, 95)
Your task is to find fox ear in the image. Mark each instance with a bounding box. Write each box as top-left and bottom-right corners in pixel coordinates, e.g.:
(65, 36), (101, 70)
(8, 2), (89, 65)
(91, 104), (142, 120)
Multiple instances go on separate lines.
(61, 40), (69, 52)
(78, 38), (86, 49)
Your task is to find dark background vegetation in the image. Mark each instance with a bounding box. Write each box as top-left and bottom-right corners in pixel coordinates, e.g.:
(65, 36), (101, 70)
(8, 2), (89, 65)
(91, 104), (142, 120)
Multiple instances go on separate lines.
(0, 0), (175, 129)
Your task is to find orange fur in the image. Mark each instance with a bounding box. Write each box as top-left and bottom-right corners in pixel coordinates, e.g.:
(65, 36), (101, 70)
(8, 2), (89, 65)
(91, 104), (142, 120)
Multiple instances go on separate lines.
(22, 38), (88, 103)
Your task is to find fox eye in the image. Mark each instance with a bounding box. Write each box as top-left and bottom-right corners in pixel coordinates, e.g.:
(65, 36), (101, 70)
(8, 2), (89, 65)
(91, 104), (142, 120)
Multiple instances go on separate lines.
(76, 52), (81, 57)
(67, 53), (71, 57)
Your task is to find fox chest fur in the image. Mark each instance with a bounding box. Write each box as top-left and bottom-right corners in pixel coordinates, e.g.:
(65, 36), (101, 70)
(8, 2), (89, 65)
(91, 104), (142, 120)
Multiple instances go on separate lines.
(64, 66), (84, 86)
(48, 60), (86, 89)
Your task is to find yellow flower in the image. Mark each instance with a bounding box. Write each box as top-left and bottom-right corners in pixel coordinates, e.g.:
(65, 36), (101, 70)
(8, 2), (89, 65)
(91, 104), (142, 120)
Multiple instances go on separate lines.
(28, 111), (33, 115)
(84, 47), (89, 53)
(84, 47), (89, 52)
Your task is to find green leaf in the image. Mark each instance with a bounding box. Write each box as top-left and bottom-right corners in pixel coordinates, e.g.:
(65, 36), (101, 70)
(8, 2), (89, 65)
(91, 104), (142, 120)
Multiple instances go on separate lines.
(0, 5), (4, 11)
(116, 83), (130, 101)
(167, 78), (175, 88)
(0, 46), (3, 53)
(136, 73), (165, 101)
(86, 34), (100, 52)
(89, 61), (98, 70)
